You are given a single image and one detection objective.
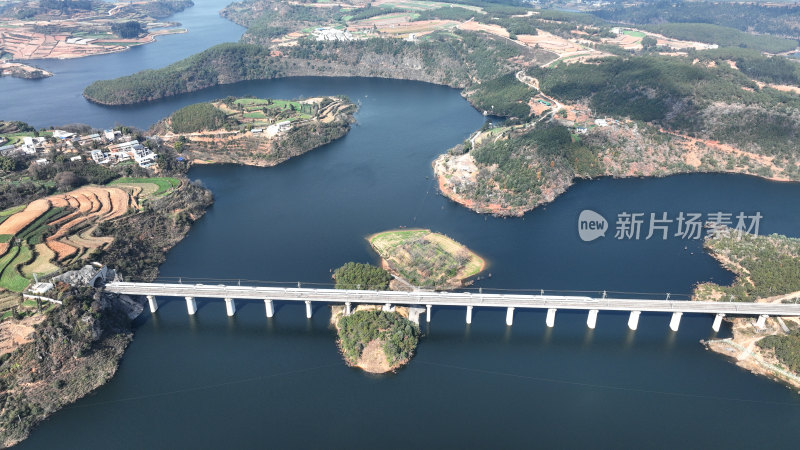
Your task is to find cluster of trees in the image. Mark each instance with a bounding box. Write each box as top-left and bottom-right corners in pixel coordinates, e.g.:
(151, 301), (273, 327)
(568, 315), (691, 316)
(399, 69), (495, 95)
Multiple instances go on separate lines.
(704, 231), (800, 303)
(644, 23), (797, 54)
(83, 43), (282, 105)
(94, 181), (212, 281)
(346, 6), (403, 22)
(593, 1), (800, 39)
(532, 57), (709, 123)
(704, 48), (800, 86)
(337, 310), (419, 366)
(135, 0), (194, 19)
(270, 118), (351, 163)
(758, 330), (800, 374)
(469, 123), (601, 207)
(170, 103), (227, 133)
(111, 21), (144, 39)
(39, 0), (93, 12)
(0, 285), (135, 447)
(0, 153), (119, 210)
(468, 72), (534, 118)
(333, 262), (392, 290)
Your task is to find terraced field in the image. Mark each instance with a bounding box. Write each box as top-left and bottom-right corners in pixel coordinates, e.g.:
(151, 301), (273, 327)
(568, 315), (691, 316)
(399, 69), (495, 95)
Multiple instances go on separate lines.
(0, 183), (159, 293)
(110, 177), (180, 196)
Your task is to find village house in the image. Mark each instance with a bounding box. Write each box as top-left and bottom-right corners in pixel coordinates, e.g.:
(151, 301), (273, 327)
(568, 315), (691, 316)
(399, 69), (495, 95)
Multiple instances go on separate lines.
(265, 120), (292, 137)
(52, 130), (75, 140)
(21, 136), (46, 155)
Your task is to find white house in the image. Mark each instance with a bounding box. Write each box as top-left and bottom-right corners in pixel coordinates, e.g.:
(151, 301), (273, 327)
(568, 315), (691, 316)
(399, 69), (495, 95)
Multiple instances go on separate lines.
(52, 130), (75, 140)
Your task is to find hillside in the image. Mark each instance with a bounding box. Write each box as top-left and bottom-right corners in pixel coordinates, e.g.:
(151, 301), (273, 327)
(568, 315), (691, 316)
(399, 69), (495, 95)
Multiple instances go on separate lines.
(694, 228), (800, 391)
(435, 55), (800, 216)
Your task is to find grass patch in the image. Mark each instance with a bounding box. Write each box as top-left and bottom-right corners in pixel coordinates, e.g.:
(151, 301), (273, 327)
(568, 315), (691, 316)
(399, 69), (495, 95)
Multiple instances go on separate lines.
(110, 177), (180, 196)
(0, 235), (11, 243)
(0, 244), (32, 292)
(622, 29), (645, 38)
(0, 204), (26, 217)
(243, 112), (266, 119)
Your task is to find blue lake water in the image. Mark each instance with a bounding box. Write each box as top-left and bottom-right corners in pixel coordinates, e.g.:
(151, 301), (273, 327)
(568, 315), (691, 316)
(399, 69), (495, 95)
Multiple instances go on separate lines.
(4, 1), (800, 448)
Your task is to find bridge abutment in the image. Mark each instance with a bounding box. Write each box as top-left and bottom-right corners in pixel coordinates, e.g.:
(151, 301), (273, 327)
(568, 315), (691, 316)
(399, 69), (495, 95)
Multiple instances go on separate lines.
(225, 298), (236, 317)
(506, 307), (514, 326)
(305, 300), (312, 319)
(627, 311), (641, 331)
(264, 300), (274, 318)
(146, 295), (158, 313)
(185, 297), (197, 315)
(712, 313), (725, 332)
(587, 309), (598, 329)
(466, 306), (473, 324)
(546, 308), (556, 328)
(756, 314), (769, 329)
(669, 312), (682, 332)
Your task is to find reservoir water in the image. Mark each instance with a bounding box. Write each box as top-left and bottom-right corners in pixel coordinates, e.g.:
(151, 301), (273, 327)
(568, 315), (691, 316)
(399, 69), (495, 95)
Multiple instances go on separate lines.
(4, 1), (800, 448)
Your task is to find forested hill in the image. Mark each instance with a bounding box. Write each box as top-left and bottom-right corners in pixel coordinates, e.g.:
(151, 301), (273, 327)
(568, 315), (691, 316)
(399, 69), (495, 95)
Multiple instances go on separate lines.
(592, 1), (800, 39)
(531, 55), (800, 161)
(83, 33), (554, 105)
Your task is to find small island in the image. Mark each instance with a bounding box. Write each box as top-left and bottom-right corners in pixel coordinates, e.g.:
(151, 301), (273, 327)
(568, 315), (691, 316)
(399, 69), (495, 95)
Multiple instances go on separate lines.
(330, 262), (420, 374)
(152, 96), (356, 166)
(368, 229), (485, 290)
(694, 227), (800, 391)
(332, 307), (420, 374)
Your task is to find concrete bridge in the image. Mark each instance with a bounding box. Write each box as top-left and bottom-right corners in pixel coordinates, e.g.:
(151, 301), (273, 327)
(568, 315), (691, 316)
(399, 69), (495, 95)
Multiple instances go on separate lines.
(104, 282), (800, 332)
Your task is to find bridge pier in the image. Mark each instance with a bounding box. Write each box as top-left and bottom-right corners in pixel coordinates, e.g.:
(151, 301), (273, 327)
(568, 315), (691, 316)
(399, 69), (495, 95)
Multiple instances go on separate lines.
(224, 298), (236, 316)
(264, 300), (274, 318)
(305, 300), (312, 319)
(185, 297), (197, 315)
(712, 313), (725, 332)
(756, 314), (769, 329)
(466, 306), (473, 324)
(383, 303), (392, 312)
(426, 305), (431, 322)
(146, 295), (158, 313)
(546, 308), (556, 328)
(345, 302), (352, 316)
(587, 309), (598, 329)
(627, 311), (641, 331)
(669, 312), (682, 332)
(505, 307), (515, 326)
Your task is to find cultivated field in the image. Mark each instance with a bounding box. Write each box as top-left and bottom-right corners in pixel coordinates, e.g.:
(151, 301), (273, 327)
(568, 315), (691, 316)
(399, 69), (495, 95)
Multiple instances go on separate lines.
(0, 179), (174, 294)
(368, 228), (485, 289)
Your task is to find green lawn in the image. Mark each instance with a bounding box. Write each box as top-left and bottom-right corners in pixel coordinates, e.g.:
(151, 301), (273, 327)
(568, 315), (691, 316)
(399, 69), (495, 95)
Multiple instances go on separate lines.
(0, 204), (26, 217)
(0, 234), (13, 243)
(0, 244), (32, 292)
(110, 177), (181, 196)
(622, 29), (646, 38)
(243, 112), (267, 119)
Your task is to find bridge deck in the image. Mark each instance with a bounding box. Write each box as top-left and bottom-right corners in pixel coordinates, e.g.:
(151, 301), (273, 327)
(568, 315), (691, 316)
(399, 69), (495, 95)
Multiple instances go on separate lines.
(105, 282), (800, 316)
